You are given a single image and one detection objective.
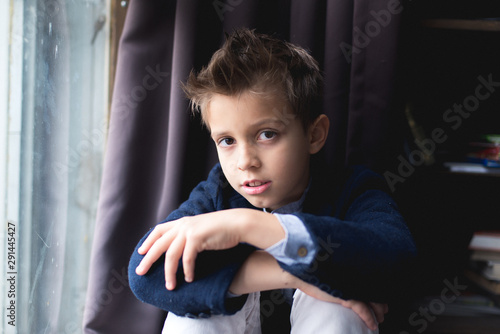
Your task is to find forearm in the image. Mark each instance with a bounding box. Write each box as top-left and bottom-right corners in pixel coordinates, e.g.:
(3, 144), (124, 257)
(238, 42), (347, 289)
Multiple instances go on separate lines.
(229, 250), (296, 295)
(129, 236), (257, 316)
(236, 209), (285, 249)
(229, 250), (343, 305)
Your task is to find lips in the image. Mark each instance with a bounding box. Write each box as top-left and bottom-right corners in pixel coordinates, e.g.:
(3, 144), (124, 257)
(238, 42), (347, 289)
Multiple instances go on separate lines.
(242, 180), (271, 195)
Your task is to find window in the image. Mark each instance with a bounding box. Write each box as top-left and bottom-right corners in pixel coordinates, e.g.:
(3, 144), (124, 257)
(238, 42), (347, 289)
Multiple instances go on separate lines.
(1, 0), (114, 332)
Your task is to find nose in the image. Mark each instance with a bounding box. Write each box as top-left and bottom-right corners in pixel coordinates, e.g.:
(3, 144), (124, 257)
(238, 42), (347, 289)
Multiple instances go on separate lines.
(237, 144), (260, 171)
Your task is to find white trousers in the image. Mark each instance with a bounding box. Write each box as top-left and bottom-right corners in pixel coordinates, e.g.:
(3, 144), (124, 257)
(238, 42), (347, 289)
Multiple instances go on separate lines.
(162, 290), (379, 334)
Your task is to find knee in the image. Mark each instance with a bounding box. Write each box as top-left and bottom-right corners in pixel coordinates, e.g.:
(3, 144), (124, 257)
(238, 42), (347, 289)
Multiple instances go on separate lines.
(291, 292), (378, 334)
(327, 307), (376, 334)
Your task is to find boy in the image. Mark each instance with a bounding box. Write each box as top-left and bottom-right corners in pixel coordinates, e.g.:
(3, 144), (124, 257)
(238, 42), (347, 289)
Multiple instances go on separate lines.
(129, 28), (416, 333)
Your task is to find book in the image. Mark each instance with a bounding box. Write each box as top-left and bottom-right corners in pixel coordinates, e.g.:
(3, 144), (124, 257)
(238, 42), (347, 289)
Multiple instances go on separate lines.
(465, 270), (500, 295)
(467, 232), (500, 295)
(443, 162), (500, 174)
(469, 231), (500, 252)
(470, 260), (500, 281)
(470, 249), (500, 262)
(415, 292), (500, 316)
(483, 262), (500, 281)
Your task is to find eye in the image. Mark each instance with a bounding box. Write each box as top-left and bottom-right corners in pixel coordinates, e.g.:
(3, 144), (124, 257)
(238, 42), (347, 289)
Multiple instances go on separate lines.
(218, 137), (235, 147)
(258, 131), (277, 141)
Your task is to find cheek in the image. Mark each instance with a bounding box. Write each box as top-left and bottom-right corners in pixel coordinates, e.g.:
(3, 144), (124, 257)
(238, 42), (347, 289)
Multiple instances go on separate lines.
(217, 152), (238, 182)
(278, 139), (308, 165)
(279, 143), (310, 179)
(265, 145), (304, 180)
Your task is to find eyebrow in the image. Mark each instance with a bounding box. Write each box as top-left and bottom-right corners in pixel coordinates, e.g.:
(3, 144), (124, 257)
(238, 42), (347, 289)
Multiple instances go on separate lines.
(210, 118), (287, 138)
(251, 118), (288, 128)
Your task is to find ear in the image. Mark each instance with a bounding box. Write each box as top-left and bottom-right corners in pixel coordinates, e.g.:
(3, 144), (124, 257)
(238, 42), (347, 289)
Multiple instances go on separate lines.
(308, 114), (329, 154)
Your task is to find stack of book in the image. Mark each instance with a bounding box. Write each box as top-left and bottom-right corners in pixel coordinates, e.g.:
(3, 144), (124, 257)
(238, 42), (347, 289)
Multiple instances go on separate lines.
(442, 134), (500, 174)
(465, 135), (500, 168)
(466, 231), (500, 296)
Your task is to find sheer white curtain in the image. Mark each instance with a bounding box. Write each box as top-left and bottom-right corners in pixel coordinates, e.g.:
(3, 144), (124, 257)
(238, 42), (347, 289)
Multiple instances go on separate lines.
(1, 0), (110, 333)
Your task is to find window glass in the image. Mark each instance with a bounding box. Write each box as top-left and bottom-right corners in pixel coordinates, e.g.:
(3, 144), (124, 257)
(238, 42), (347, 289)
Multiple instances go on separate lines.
(1, 0), (109, 332)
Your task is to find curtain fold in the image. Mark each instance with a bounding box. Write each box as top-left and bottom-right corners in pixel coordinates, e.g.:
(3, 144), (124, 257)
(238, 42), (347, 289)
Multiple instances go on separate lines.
(83, 0), (405, 333)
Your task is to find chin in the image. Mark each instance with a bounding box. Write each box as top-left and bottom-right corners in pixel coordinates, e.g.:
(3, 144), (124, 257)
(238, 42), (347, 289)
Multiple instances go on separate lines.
(250, 202), (266, 210)
(246, 198), (272, 210)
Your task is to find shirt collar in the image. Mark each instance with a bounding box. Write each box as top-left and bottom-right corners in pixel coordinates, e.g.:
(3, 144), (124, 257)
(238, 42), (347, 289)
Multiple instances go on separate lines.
(263, 180), (310, 214)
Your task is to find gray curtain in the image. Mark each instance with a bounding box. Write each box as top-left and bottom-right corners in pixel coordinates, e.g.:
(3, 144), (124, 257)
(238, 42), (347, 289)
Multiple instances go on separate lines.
(83, 0), (405, 333)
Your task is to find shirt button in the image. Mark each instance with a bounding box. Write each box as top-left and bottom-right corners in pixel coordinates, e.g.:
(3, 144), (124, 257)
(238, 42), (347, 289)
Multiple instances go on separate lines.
(297, 246), (308, 257)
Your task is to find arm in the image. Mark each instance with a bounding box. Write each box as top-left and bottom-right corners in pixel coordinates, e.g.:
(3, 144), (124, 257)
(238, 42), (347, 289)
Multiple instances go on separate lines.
(133, 203), (391, 326)
(230, 250), (386, 331)
(230, 250), (360, 303)
(129, 164), (294, 316)
(228, 166), (416, 304)
(129, 164), (415, 316)
(135, 209), (284, 288)
(277, 168), (417, 303)
(128, 164), (261, 316)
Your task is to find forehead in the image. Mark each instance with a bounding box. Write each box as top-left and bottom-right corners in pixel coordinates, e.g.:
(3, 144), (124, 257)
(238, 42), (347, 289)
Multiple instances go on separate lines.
(205, 92), (295, 131)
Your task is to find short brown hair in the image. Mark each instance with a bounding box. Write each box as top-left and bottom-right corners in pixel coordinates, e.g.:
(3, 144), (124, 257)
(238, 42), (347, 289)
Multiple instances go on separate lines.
(182, 28), (323, 128)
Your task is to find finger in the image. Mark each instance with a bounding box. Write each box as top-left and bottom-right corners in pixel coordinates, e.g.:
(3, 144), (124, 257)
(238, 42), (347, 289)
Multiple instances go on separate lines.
(138, 223), (172, 254)
(136, 231), (176, 276)
(164, 233), (186, 290)
(349, 301), (378, 331)
(182, 239), (199, 283)
(369, 302), (388, 324)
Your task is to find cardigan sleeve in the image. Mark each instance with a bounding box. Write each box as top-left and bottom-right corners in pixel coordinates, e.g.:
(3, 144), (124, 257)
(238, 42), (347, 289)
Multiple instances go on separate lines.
(128, 164), (257, 317)
(278, 167), (417, 303)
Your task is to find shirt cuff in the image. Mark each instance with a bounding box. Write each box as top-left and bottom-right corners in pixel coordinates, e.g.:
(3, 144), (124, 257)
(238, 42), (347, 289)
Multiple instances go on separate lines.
(265, 214), (316, 266)
(226, 291), (242, 298)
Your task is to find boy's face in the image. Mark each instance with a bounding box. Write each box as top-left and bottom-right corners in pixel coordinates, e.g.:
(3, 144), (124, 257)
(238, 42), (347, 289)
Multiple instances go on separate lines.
(206, 92), (313, 211)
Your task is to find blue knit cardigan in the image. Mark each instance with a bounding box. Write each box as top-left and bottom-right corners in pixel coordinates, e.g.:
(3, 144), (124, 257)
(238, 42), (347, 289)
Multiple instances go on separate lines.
(128, 163), (416, 318)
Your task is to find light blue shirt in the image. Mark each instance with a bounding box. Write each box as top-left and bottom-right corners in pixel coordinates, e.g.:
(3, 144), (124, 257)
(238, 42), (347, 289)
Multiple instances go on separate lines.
(264, 189), (316, 266)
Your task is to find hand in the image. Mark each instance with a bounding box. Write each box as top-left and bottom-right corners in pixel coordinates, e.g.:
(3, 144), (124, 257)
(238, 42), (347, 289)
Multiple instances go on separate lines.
(369, 302), (389, 327)
(296, 280), (388, 331)
(340, 300), (388, 331)
(135, 210), (243, 290)
(135, 208), (284, 290)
